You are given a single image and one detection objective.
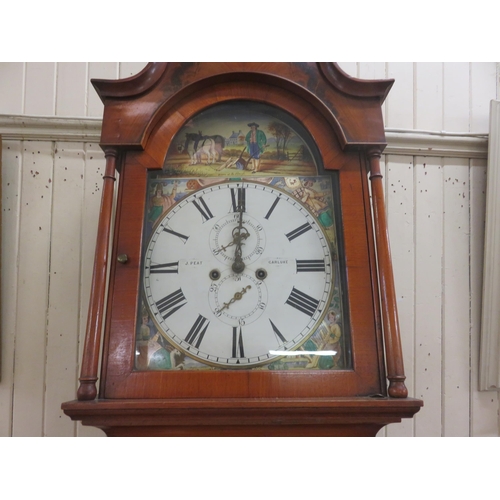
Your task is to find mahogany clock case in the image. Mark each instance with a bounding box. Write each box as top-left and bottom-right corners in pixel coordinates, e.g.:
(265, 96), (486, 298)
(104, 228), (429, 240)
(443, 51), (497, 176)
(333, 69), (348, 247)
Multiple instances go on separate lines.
(61, 63), (422, 436)
(100, 80), (385, 400)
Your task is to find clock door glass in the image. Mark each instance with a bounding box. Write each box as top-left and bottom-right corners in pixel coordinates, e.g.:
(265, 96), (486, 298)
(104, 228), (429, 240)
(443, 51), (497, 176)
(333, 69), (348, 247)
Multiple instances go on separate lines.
(135, 102), (351, 371)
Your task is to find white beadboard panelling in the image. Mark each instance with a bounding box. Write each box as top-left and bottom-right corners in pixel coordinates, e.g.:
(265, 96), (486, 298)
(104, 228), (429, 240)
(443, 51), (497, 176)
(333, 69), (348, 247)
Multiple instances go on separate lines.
(470, 63), (498, 133)
(12, 141), (54, 436)
(56, 63), (88, 117)
(119, 62), (148, 79)
(44, 142), (85, 437)
(87, 63), (119, 118)
(0, 63), (25, 114)
(415, 63), (444, 131)
(0, 62), (498, 437)
(385, 155), (416, 437)
(0, 140), (22, 436)
(358, 63), (387, 120)
(2, 62), (496, 130)
(358, 62), (386, 80)
(414, 157), (443, 436)
(470, 159), (499, 436)
(386, 63), (414, 129)
(24, 63), (56, 116)
(443, 63), (470, 132)
(442, 158), (470, 436)
(336, 62), (357, 78)
(0, 149), (497, 437)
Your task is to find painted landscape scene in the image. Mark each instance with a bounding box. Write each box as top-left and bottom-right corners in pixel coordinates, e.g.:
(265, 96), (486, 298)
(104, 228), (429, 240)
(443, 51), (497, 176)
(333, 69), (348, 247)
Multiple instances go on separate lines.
(163, 101), (319, 178)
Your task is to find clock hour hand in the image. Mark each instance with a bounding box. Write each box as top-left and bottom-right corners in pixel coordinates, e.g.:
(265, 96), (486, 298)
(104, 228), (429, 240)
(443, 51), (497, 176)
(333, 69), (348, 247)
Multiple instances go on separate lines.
(217, 229), (249, 253)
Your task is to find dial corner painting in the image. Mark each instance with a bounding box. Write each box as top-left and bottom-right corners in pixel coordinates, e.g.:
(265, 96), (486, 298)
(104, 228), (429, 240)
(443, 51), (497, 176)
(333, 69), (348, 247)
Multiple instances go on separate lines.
(134, 101), (351, 372)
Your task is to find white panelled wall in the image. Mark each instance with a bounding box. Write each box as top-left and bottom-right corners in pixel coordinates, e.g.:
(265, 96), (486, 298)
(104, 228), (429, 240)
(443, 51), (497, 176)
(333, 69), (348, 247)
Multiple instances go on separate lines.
(0, 62), (498, 436)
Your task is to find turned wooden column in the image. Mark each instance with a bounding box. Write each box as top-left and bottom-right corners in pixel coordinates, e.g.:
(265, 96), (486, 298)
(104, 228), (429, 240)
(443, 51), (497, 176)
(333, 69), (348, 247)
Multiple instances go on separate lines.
(77, 148), (118, 401)
(367, 147), (408, 398)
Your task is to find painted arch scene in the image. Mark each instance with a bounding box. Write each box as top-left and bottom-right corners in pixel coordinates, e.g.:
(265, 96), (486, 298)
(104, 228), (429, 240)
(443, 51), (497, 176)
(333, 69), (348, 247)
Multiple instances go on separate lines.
(163, 101), (319, 178)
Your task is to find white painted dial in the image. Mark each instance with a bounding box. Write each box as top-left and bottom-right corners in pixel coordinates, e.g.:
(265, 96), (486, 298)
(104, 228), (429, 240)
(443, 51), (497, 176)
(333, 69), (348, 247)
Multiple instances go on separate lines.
(143, 180), (333, 367)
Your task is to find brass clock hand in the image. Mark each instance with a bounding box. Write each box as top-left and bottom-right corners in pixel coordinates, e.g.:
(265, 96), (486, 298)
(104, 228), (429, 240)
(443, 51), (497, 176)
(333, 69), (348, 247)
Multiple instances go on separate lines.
(218, 285), (251, 313)
(217, 230), (249, 253)
(232, 196), (247, 274)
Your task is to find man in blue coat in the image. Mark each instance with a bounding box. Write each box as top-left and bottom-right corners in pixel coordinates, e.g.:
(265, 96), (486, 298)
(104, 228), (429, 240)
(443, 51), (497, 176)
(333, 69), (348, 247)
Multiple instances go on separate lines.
(245, 122), (267, 173)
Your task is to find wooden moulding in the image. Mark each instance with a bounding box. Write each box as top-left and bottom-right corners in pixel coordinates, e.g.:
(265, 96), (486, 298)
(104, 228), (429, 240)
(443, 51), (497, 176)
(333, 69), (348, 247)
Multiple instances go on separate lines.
(62, 397), (423, 437)
(92, 62), (393, 150)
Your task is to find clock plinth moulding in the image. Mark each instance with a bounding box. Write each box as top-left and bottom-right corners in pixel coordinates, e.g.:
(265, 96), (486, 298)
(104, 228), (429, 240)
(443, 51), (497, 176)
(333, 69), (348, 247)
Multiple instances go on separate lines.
(62, 63), (422, 436)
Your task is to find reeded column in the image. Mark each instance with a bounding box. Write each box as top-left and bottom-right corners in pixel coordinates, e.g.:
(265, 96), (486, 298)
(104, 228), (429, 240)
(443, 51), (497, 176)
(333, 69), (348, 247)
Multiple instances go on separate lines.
(77, 148), (118, 401)
(367, 147), (408, 398)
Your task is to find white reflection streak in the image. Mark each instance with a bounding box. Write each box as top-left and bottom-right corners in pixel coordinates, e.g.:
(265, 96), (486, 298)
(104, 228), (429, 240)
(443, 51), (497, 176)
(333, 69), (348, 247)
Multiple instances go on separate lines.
(269, 350), (337, 356)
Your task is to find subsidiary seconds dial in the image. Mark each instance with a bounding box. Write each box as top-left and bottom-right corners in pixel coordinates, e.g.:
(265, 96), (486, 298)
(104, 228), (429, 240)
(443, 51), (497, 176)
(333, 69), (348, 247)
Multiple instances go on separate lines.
(143, 180), (333, 367)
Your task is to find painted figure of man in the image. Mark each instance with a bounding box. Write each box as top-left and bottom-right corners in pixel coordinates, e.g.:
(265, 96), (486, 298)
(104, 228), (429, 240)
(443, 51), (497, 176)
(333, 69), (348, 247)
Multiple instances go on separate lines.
(245, 122), (267, 173)
(148, 181), (178, 224)
(303, 310), (342, 369)
(295, 179), (333, 230)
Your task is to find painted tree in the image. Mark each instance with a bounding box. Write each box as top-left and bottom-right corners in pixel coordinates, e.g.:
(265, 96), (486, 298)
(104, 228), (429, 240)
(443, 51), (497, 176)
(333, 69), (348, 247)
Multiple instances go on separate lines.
(268, 122), (294, 159)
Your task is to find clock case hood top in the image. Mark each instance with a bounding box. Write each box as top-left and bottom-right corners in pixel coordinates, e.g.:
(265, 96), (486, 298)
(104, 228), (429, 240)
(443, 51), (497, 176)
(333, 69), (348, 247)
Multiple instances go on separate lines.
(62, 63), (422, 437)
(93, 62), (392, 150)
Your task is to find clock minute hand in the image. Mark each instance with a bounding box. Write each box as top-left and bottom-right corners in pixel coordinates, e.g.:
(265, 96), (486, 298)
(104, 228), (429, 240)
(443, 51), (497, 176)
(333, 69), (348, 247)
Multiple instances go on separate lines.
(232, 199), (246, 274)
(219, 286), (251, 313)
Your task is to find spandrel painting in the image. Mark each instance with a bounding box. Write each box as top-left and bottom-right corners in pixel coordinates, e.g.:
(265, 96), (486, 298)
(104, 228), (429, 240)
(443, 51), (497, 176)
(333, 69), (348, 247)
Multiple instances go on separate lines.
(162, 101), (319, 178)
(135, 179), (351, 372)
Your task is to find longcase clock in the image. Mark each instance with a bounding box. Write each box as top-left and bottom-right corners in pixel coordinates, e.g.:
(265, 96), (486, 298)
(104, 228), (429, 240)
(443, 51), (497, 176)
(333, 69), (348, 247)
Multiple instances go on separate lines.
(62, 63), (422, 436)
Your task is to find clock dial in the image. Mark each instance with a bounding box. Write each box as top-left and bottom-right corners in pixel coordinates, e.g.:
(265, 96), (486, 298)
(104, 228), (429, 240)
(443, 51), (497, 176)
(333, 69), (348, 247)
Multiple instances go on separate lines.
(142, 179), (334, 368)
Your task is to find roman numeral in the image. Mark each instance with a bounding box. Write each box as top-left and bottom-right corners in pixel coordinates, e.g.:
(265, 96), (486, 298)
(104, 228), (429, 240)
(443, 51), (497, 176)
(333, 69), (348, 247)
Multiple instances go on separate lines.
(296, 259), (326, 273)
(230, 186), (246, 213)
(232, 326), (245, 358)
(285, 222), (312, 241)
(285, 287), (320, 317)
(163, 227), (189, 243)
(148, 262), (179, 274)
(192, 196), (214, 222)
(185, 314), (210, 348)
(269, 319), (287, 344)
(156, 288), (187, 319)
(264, 196), (280, 220)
